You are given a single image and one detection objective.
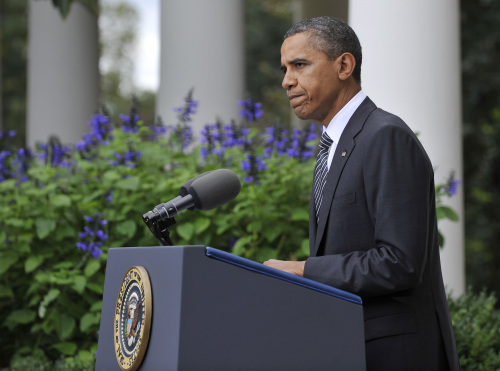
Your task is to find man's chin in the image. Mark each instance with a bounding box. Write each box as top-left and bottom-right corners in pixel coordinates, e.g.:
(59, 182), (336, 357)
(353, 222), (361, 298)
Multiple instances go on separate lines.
(293, 107), (309, 120)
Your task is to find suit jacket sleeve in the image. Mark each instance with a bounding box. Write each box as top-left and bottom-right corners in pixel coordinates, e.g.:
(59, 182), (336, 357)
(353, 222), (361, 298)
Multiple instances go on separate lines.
(304, 120), (435, 298)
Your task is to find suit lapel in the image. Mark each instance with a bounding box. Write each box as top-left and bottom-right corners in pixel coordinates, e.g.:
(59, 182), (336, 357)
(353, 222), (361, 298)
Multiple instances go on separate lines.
(310, 97), (377, 257)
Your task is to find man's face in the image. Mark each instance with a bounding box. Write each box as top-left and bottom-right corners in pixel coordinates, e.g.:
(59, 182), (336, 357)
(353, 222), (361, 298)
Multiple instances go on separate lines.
(281, 32), (342, 126)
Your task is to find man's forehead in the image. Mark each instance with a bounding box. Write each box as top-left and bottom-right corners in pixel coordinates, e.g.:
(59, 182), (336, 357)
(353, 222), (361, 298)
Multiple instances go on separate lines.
(281, 33), (321, 62)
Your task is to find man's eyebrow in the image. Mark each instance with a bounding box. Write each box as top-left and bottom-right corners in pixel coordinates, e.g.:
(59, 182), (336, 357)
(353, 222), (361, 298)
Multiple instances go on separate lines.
(289, 58), (308, 65)
(281, 58), (309, 72)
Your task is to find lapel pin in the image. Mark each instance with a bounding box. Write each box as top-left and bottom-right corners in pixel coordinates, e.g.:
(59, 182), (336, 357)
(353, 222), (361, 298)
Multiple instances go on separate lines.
(341, 151), (347, 157)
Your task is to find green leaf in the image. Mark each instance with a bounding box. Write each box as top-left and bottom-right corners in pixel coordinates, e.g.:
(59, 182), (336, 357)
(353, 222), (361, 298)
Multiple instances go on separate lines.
(84, 259), (101, 277)
(57, 313), (76, 341)
(115, 176), (140, 191)
(44, 288), (61, 306)
(52, 342), (77, 356)
(5, 218), (24, 228)
(247, 221), (262, 233)
(102, 169), (121, 182)
(0, 251), (19, 275)
(177, 222), (194, 241)
(72, 275), (87, 294)
(90, 300), (102, 312)
(263, 226), (282, 243)
(255, 247), (277, 262)
(194, 217), (211, 234)
(116, 220), (137, 239)
(86, 282), (104, 294)
(25, 255), (44, 273)
(50, 194), (71, 207)
(36, 218), (57, 240)
(39, 288), (61, 318)
(6, 309), (37, 325)
(298, 238), (311, 258)
(232, 236), (253, 256)
(0, 285), (14, 299)
(53, 261), (74, 270)
(291, 209), (309, 221)
(80, 312), (101, 333)
(436, 206), (459, 222)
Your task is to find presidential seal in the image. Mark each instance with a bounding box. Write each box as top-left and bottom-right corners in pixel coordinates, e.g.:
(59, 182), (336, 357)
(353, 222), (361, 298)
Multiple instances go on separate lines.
(114, 266), (152, 371)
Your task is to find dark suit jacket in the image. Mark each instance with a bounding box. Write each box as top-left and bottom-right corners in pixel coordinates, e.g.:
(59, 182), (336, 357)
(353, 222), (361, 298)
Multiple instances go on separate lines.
(303, 97), (461, 370)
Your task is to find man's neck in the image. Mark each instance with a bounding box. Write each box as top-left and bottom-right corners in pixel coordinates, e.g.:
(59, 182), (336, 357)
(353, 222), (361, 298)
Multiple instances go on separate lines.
(321, 83), (362, 128)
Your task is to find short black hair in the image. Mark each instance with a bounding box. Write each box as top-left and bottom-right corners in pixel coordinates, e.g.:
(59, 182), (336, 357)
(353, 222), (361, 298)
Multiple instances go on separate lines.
(284, 16), (362, 83)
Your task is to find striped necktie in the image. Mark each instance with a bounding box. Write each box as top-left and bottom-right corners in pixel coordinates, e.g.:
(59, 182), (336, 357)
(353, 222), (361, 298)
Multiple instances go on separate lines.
(313, 131), (333, 221)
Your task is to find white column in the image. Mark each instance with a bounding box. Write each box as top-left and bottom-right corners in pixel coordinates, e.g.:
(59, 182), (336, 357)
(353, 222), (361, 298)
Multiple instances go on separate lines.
(157, 0), (244, 135)
(27, 1), (99, 148)
(349, 0), (464, 296)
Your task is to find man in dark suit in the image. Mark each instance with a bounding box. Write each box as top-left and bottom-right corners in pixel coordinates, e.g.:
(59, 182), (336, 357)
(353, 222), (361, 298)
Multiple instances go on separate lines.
(263, 16), (461, 370)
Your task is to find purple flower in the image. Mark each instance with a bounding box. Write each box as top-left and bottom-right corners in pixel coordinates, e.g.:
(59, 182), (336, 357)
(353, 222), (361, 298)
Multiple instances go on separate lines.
(104, 191), (113, 203)
(238, 99), (263, 122)
(149, 119), (167, 140)
(172, 124), (193, 149)
(173, 99), (198, 123)
(38, 137), (71, 168)
(10, 147), (32, 183)
(75, 113), (113, 156)
(77, 213), (108, 258)
(241, 160), (251, 172)
(96, 230), (108, 240)
(109, 150), (141, 168)
(241, 153), (267, 184)
(446, 179), (462, 197)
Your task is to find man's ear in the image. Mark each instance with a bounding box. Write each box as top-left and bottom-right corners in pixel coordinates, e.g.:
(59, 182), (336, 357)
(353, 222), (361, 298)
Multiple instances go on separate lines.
(338, 53), (356, 81)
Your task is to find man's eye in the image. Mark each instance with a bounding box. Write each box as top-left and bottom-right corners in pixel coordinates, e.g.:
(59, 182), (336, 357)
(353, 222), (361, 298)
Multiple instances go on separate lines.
(295, 63), (304, 67)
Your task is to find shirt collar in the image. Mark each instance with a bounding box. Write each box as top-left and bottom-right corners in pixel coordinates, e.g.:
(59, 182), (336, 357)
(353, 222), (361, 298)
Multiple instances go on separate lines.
(324, 90), (366, 143)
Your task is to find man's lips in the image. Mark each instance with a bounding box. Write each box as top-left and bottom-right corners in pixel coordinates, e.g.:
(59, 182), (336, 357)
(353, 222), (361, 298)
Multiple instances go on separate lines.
(288, 93), (305, 107)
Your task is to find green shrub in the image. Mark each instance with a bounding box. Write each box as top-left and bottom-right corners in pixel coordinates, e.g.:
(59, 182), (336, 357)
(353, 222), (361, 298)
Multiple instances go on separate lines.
(0, 99), (317, 366)
(448, 289), (500, 370)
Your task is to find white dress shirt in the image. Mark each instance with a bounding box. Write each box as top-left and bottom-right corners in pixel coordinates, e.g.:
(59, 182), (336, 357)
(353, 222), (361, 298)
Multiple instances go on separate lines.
(324, 90), (366, 170)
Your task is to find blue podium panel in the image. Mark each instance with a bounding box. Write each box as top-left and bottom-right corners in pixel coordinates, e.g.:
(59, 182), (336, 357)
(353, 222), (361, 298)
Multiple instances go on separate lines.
(96, 246), (366, 371)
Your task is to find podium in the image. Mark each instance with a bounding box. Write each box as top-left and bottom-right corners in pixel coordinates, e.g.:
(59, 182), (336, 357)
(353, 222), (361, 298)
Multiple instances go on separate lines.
(96, 246), (366, 370)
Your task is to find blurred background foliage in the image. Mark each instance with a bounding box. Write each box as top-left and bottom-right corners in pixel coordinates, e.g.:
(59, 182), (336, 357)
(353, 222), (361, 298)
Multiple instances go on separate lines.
(461, 0), (500, 299)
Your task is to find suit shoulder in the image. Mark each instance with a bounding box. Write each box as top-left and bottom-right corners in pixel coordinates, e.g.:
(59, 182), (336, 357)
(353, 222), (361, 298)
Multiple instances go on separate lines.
(366, 108), (414, 134)
(360, 108), (432, 166)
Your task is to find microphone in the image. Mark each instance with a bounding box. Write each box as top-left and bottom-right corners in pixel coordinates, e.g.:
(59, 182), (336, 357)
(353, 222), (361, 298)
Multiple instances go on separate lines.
(162, 171), (213, 212)
(145, 169), (240, 222)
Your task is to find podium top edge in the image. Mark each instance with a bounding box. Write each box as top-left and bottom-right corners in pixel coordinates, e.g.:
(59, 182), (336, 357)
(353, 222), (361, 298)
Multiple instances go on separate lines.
(205, 247), (362, 305)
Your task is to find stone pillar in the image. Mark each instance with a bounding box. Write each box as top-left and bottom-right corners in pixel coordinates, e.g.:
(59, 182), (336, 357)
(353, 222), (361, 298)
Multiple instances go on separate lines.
(349, 0), (464, 296)
(157, 0), (244, 135)
(27, 0), (99, 148)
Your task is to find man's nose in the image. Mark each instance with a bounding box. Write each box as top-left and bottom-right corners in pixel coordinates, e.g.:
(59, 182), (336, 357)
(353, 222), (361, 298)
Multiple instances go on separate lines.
(282, 71), (297, 90)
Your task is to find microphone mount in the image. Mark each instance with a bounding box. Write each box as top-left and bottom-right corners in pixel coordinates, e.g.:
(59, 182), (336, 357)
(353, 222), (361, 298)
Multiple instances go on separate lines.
(142, 209), (176, 246)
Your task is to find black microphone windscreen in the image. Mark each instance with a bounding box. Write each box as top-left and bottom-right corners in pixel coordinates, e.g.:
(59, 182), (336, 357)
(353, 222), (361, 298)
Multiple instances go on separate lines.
(179, 171), (213, 197)
(188, 169), (241, 210)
